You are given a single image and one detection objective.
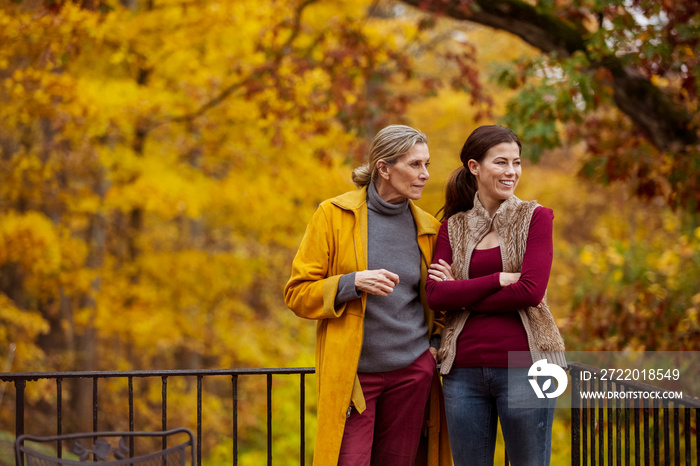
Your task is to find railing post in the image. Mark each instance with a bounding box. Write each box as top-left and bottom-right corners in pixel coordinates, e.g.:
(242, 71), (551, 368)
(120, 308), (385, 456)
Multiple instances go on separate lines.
(300, 373), (305, 466)
(663, 400), (670, 466)
(161, 376), (168, 431)
(232, 374), (238, 466)
(571, 368), (580, 466)
(92, 377), (99, 432)
(607, 382), (612, 466)
(654, 398), (660, 465)
(15, 379), (26, 466)
(643, 398), (650, 466)
(615, 387), (621, 466)
(57, 378), (63, 458)
(695, 409), (699, 466)
(634, 397), (640, 466)
(598, 379), (604, 466)
(197, 375), (203, 466)
(161, 376), (168, 453)
(624, 388), (630, 465)
(582, 378), (588, 466)
(588, 377), (595, 466)
(128, 376), (134, 457)
(267, 373), (273, 466)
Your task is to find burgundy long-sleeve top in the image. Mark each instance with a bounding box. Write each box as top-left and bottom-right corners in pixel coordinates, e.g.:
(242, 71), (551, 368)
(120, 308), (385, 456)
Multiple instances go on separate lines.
(426, 206), (554, 367)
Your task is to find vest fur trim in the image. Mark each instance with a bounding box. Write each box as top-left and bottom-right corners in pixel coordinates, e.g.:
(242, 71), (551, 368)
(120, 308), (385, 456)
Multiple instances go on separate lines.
(438, 193), (566, 375)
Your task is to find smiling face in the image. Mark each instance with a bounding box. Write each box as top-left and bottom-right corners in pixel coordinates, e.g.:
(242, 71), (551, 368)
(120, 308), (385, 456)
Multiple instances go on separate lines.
(375, 142), (430, 204)
(468, 141), (521, 213)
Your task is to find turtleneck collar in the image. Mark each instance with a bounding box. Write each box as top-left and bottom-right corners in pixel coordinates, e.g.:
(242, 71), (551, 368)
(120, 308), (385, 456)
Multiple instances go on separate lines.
(368, 182), (410, 216)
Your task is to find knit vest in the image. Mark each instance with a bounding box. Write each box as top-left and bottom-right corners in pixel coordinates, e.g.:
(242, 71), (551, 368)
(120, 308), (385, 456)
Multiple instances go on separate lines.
(437, 193), (566, 375)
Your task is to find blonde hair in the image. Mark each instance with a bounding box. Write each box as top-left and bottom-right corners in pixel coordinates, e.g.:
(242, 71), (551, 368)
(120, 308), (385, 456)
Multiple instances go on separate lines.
(352, 125), (428, 188)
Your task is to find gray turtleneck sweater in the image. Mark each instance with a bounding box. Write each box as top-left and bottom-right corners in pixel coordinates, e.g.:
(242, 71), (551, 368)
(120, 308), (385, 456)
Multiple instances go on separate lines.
(335, 183), (429, 372)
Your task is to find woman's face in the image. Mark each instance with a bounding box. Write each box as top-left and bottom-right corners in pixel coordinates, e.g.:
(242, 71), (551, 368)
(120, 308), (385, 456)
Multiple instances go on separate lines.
(468, 141), (521, 206)
(376, 142), (430, 204)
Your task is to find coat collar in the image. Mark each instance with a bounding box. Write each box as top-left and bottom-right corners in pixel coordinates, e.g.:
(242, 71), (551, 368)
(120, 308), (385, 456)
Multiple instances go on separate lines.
(331, 186), (369, 211)
(471, 192), (521, 221)
(331, 186), (438, 236)
(462, 193), (525, 239)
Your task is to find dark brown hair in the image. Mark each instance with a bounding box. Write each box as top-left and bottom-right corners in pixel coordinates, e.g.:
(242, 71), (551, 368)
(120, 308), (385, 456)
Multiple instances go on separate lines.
(440, 125), (522, 221)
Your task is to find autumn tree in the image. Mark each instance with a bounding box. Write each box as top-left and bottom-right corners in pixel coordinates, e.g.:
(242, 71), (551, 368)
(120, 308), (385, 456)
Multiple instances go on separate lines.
(395, 0), (700, 352)
(402, 0), (700, 212)
(0, 0), (476, 457)
(1, 2), (697, 461)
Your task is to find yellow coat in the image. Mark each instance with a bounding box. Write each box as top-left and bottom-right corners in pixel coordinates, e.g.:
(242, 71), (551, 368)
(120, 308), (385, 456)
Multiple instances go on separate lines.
(284, 187), (452, 466)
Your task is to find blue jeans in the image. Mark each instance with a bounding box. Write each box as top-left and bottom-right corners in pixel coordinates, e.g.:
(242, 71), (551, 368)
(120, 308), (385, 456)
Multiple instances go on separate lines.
(442, 367), (556, 466)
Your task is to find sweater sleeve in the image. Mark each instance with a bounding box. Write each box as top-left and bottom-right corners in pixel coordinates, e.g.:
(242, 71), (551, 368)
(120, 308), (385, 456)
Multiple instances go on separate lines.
(425, 221), (502, 311)
(470, 206), (554, 313)
(335, 272), (360, 306)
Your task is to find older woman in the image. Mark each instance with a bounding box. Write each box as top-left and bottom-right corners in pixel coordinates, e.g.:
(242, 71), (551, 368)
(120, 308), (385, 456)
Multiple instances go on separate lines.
(284, 125), (450, 466)
(426, 125), (565, 466)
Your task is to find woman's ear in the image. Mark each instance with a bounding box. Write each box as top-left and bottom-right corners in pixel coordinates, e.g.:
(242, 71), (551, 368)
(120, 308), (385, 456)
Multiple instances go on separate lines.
(376, 161), (391, 180)
(467, 160), (480, 176)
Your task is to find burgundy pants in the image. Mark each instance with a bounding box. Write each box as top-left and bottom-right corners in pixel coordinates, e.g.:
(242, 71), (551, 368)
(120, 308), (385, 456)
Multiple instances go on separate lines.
(337, 349), (435, 466)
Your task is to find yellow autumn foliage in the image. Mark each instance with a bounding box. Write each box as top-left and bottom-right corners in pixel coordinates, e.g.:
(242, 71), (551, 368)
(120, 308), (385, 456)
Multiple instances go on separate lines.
(1, 0), (698, 463)
(1, 0), (462, 456)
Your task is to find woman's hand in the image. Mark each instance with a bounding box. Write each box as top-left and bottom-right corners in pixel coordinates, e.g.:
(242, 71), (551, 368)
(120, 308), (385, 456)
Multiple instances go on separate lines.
(499, 272), (521, 287)
(355, 269), (400, 296)
(429, 259), (455, 282)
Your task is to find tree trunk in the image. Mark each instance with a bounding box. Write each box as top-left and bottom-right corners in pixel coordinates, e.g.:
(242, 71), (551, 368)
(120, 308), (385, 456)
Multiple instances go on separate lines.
(400, 0), (697, 151)
(70, 163), (106, 431)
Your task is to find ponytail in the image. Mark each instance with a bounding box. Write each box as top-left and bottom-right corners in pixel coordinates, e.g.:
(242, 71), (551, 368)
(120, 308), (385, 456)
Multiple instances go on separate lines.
(439, 166), (478, 221)
(351, 163), (372, 188)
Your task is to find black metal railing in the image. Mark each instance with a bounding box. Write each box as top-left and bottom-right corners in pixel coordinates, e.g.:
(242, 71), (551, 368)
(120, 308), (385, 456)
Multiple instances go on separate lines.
(569, 362), (700, 466)
(0, 367), (314, 466)
(2, 364), (699, 465)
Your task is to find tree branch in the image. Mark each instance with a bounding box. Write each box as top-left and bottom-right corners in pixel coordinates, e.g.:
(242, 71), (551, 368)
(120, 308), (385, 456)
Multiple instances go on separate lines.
(168, 0), (319, 125)
(401, 0), (697, 151)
